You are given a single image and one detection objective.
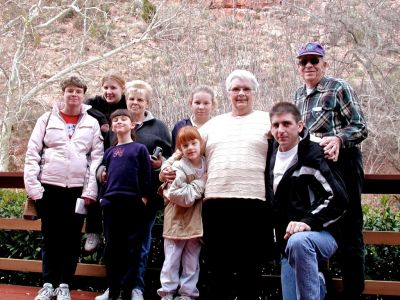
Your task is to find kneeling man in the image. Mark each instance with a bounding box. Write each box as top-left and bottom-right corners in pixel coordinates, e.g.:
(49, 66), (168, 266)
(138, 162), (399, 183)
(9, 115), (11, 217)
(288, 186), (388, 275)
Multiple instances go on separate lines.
(266, 102), (348, 300)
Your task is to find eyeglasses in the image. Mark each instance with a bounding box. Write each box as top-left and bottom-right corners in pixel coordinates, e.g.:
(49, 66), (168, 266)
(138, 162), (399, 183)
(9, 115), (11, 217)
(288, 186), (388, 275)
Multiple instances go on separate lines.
(298, 57), (321, 66)
(229, 87), (253, 95)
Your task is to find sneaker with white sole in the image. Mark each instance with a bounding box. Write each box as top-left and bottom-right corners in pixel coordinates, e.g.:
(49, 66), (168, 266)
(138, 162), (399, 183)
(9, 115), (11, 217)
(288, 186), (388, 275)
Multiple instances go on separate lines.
(84, 233), (101, 252)
(54, 283), (71, 300)
(131, 288), (144, 300)
(95, 288), (109, 300)
(161, 294), (174, 300)
(34, 283), (55, 300)
(175, 296), (194, 300)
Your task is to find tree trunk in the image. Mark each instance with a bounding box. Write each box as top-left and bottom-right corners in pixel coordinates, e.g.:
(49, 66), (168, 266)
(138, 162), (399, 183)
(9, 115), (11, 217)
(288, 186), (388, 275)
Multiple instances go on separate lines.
(0, 118), (12, 171)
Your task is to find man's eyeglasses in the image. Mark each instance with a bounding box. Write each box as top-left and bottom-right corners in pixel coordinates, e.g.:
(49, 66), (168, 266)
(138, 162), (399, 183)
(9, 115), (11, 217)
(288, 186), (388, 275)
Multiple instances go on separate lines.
(298, 57), (321, 66)
(230, 87), (253, 95)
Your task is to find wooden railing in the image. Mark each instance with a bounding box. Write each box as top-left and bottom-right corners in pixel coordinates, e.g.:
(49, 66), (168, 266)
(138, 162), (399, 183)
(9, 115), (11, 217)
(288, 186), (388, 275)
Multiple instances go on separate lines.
(0, 172), (399, 296)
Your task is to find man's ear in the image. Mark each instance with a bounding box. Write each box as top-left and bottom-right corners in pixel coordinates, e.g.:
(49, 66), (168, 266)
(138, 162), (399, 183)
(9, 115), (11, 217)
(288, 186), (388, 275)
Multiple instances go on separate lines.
(298, 121), (304, 132)
(322, 60), (328, 70)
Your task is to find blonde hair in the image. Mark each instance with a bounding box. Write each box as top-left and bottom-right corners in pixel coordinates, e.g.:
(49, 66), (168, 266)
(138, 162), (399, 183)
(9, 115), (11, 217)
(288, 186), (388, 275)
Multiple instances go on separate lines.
(190, 85), (217, 108)
(101, 71), (126, 90)
(126, 80), (153, 104)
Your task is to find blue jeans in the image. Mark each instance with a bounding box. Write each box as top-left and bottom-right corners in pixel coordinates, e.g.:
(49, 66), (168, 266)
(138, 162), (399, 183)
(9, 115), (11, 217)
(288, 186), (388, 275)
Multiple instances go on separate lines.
(281, 231), (337, 300)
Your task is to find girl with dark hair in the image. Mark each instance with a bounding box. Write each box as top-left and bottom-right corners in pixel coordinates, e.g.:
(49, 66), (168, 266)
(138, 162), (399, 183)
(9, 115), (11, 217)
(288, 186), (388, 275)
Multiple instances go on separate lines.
(100, 109), (152, 300)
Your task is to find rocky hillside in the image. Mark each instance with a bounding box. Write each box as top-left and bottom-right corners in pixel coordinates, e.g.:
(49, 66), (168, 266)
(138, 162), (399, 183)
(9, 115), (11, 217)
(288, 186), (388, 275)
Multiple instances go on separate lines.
(1, 0), (399, 173)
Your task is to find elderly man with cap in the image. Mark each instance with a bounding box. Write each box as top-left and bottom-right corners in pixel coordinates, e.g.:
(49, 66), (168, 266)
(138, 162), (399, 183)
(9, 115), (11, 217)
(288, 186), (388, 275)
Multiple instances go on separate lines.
(293, 42), (368, 299)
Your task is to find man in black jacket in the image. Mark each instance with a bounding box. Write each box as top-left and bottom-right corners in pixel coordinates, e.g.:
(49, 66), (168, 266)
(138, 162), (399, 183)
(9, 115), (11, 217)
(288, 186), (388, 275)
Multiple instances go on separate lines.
(266, 102), (348, 300)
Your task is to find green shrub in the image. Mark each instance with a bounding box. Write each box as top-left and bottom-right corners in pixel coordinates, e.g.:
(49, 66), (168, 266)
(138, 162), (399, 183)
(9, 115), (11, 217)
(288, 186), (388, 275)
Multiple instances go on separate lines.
(363, 195), (400, 281)
(0, 230), (41, 260)
(0, 189), (41, 260)
(329, 195), (400, 283)
(142, 0), (156, 23)
(363, 195), (400, 231)
(0, 189), (26, 218)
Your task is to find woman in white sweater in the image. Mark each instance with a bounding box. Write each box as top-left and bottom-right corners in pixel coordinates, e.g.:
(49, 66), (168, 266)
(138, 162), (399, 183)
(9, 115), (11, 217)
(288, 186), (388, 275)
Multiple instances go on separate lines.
(162, 70), (273, 300)
(198, 69), (272, 300)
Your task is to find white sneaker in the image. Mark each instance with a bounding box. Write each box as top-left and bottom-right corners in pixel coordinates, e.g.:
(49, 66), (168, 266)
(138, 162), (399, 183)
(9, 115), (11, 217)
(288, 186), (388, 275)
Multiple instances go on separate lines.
(177, 296), (194, 300)
(54, 283), (71, 300)
(34, 283), (55, 300)
(161, 294), (174, 300)
(84, 233), (101, 252)
(95, 288), (109, 300)
(131, 288), (144, 300)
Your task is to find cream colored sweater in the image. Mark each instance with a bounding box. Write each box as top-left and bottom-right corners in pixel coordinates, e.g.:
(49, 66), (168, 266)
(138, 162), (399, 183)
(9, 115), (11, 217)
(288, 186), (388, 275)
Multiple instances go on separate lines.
(199, 110), (270, 201)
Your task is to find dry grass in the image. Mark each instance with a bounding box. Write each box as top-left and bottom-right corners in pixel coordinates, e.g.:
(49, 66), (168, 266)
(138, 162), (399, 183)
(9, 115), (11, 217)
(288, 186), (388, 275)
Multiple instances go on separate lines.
(1, 0), (400, 173)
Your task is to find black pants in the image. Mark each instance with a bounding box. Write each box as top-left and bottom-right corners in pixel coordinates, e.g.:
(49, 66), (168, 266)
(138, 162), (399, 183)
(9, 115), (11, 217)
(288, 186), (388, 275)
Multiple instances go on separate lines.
(201, 198), (273, 300)
(85, 200), (103, 234)
(85, 180), (105, 234)
(336, 147), (365, 298)
(101, 197), (146, 298)
(36, 184), (85, 287)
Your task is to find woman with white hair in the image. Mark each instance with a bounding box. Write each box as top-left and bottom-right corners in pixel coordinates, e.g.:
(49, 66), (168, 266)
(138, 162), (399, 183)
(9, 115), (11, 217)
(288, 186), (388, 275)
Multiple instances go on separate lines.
(160, 70), (274, 299)
(199, 70), (272, 300)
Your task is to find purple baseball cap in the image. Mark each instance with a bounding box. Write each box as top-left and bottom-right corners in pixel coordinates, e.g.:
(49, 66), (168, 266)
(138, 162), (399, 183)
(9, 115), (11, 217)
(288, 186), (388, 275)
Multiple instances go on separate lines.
(296, 42), (325, 58)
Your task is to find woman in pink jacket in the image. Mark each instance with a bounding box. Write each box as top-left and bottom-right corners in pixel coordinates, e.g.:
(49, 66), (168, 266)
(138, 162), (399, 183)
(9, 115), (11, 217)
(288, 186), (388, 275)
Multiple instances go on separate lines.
(24, 75), (104, 300)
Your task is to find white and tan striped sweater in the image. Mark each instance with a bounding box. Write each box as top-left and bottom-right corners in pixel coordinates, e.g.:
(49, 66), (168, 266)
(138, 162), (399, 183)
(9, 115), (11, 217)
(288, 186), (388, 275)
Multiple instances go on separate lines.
(200, 110), (270, 201)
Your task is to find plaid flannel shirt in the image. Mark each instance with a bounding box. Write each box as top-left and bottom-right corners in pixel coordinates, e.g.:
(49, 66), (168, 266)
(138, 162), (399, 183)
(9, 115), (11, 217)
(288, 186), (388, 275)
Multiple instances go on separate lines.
(294, 76), (368, 148)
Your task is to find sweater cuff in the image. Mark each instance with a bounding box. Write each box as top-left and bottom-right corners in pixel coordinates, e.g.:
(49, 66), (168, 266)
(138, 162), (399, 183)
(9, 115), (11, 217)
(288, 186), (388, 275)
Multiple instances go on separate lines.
(96, 165), (106, 184)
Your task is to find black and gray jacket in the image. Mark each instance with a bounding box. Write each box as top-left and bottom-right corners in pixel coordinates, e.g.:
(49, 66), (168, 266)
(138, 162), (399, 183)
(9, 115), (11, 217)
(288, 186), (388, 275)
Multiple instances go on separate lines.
(266, 128), (348, 253)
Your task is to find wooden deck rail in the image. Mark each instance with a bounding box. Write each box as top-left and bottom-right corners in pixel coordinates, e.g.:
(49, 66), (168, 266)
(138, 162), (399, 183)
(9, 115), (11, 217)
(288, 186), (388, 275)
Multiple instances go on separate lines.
(1, 172), (400, 296)
(2, 172), (400, 192)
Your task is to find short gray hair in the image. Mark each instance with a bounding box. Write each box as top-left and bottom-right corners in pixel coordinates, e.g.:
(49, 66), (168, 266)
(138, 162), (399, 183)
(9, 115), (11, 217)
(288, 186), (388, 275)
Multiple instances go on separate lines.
(225, 69), (259, 92)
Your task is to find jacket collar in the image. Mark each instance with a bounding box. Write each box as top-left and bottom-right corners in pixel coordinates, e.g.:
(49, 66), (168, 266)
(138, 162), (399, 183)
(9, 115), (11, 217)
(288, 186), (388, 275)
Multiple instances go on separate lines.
(296, 127), (311, 159)
(143, 110), (155, 123)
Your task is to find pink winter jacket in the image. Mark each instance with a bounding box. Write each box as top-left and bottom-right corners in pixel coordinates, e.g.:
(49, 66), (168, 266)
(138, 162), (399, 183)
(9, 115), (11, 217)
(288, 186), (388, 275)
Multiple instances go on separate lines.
(24, 103), (104, 201)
